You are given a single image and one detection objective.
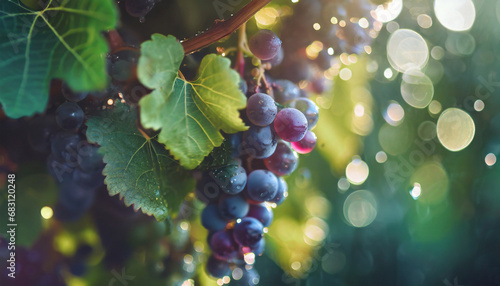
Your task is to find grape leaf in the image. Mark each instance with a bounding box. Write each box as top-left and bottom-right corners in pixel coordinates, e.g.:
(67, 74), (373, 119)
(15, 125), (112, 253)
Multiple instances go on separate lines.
(0, 0), (117, 118)
(86, 103), (195, 221)
(197, 138), (234, 170)
(138, 34), (247, 169)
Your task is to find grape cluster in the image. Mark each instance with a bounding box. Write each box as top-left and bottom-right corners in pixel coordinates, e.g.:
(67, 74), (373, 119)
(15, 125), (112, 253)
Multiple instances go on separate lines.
(45, 84), (105, 221)
(198, 30), (319, 282)
(275, 0), (380, 91)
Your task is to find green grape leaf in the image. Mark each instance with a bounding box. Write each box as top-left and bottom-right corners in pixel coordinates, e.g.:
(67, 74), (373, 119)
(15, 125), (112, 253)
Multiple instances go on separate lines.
(0, 0), (117, 118)
(86, 103), (195, 221)
(138, 34), (247, 169)
(197, 138), (234, 170)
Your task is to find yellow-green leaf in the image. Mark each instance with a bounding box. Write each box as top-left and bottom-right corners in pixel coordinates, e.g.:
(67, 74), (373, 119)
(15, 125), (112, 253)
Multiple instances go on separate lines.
(138, 34), (247, 169)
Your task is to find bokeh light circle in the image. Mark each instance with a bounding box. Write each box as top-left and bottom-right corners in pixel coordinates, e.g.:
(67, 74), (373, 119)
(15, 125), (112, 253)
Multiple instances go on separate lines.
(384, 102), (405, 125)
(343, 190), (378, 228)
(417, 121), (437, 141)
(434, 0), (476, 32)
(410, 162), (449, 205)
(387, 29), (429, 72)
(436, 108), (475, 151)
(372, 0), (403, 23)
(346, 158), (369, 185)
(401, 69), (434, 108)
(378, 122), (412, 155)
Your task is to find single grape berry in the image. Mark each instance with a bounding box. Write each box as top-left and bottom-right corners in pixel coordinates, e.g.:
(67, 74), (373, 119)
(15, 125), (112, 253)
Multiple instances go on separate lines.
(241, 125), (278, 159)
(210, 230), (239, 260)
(77, 144), (103, 173)
(51, 131), (81, 162)
(273, 80), (300, 104)
(263, 47), (285, 67)
(56, 102), (84, 130)
(274, 108), (308, 142)
(249, 29), (282, 60)
(247, 204), (273, 227)
(201, 204), (227, 231)
(246, 170), (278, 202)
(242, 238), (265, 256)
(206, 255), (231, 278)
(269, 177), (288, 206)
(287, 98), (319, 130)
(263, 47), (284, 67)
(125, 0), (155, 18)
(264, 141), (299, 176)
(218, 195), (249, 220)
(246, 93), (278, 127)
(233, 217), (264, 247)
(291, 130), (317, 154)
(210, 165), (247, 195)
(195, 173), (223, 204)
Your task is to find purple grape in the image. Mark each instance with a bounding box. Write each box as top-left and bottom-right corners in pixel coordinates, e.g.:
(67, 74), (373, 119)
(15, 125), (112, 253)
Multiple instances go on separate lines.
(206, 255), (231, 278)
(264, 141), (299, 176)
(201, 204), (228, 231)
(210, 230), (239, 260)
(274, 108), (308, 142)
(269, 177), (287, 206)
(249, 29), (282, 60)
(218, 194), (249, 220)
(241, 125), (278, 159)
(246, 170), (278, 202)
(56, 102), (84, 130)
(246, 93), (278, 127)
(210, 165), (247, 195)
(242, 238), (265, 256)
(272, 80), (300, 104)
(291, 130), (317, 154)
(263, 47), (284, 66)
(195, 173), (223, 204)
(50, 131), (82, 162)
(77, 144), (103, 173)
(125, 0), (155, 18)
(247, 204), (273, 227)
(233, 217), (264, 247)
(287, 98), (319, 130)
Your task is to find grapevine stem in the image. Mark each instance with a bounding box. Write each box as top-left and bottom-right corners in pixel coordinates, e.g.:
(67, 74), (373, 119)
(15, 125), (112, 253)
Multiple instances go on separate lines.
(178, 70), (186, 81)
(181, 0), (272, 55)
(234, 22), (248, 77)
